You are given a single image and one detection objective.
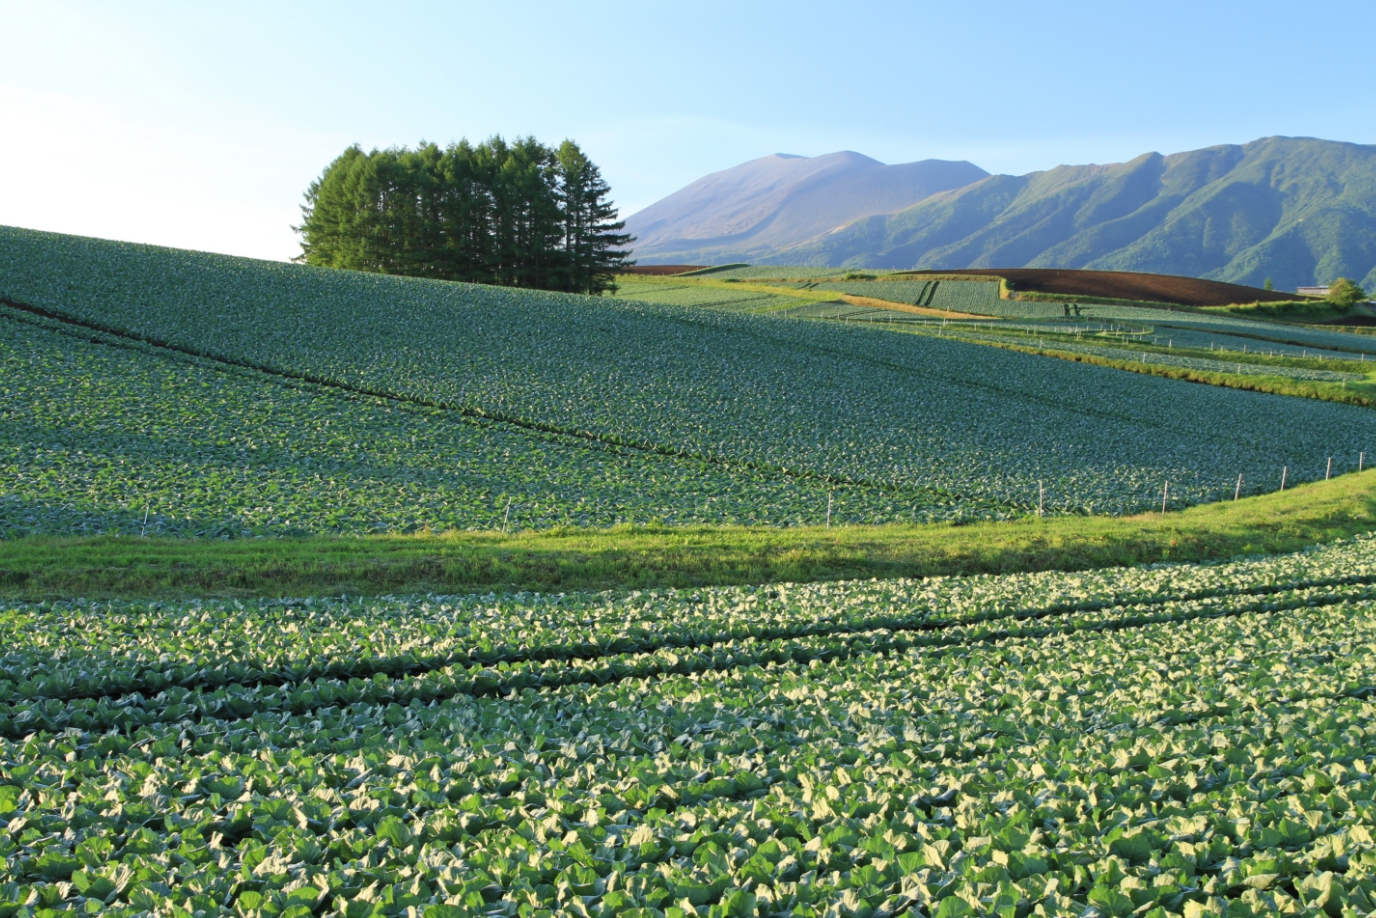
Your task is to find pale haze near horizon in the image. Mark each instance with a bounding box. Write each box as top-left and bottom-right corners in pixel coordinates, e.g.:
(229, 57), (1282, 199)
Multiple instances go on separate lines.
(3, 0), (1373, 262)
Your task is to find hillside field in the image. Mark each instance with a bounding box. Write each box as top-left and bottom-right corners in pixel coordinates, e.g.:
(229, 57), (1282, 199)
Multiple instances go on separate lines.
(7, 227), (1376, 916)
(5, 226), (1373, 536)
(895, 269), (1293, 309)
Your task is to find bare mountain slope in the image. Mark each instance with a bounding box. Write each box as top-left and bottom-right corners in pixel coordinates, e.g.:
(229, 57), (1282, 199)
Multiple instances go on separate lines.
(625, 152), (988, 264)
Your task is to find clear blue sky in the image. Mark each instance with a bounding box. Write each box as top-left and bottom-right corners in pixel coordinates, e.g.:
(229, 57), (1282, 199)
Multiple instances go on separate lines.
(3, 0), (1373, 261)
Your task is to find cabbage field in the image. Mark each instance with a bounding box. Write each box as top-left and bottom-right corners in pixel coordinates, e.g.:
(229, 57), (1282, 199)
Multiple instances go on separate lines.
(1, 309), (959, 537)
(2, 225), (1374, 523)
(6, 536), (1376, 916)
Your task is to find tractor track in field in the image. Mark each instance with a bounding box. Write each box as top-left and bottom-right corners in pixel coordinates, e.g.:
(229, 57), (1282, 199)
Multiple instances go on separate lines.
(6, 579), (1375, 739)
(12, 568), (1376, 706)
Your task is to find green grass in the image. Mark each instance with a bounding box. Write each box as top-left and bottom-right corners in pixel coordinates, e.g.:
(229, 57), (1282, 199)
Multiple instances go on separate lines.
(962, 334), (1376, 409)
(4, 469), (1374, 600)
(1202, 299), (1365, 323)
(610, 274), (839, 312)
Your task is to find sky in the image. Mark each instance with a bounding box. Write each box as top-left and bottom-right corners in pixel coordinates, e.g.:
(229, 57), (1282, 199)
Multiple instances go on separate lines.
(3, 0), (1374, 262)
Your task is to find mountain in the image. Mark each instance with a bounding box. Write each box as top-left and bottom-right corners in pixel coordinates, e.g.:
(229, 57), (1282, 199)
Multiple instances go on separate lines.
(632, 138), (1376, 292)
(623, 152), (989, 264)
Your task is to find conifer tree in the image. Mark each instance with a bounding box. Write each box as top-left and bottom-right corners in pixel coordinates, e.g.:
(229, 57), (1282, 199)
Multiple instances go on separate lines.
(556, 140), (634, 294)
(296, 137), (634, 295)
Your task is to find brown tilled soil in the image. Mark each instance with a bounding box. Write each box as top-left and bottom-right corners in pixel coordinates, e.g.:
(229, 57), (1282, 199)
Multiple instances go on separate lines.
(901, 268), (1298, 307)
(622, 265), (707, 276)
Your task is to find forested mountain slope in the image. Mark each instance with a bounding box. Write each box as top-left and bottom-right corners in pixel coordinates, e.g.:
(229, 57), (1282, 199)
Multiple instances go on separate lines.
(641, 138), (1376, 291)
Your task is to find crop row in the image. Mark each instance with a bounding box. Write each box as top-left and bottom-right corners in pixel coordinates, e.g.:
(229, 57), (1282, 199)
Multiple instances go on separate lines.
(8, 574), (1375, 741)
(2, 226), (1372, 516)
(8, 536), (1376, 706)
(0, 309), (979, 538)
(810, 280), (1007, 316)
(939, 327), (1363, 383)
(3, 579), (1376, 915)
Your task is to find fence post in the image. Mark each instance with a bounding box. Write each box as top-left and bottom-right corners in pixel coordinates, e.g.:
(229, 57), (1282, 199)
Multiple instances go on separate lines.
(1234, 474), (1242, 501)
(1162, 482), (1169, 515)
(826, 491), (833, 529)
(1327, 457), (1333, 481)
(1280, 466), (1287, 492)
(1038, 482), (1045, 518)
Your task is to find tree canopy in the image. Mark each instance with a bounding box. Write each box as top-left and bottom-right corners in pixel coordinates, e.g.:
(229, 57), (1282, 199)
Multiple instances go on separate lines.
(296, 137), (632, 294)
(1327, 277), (1370, 307)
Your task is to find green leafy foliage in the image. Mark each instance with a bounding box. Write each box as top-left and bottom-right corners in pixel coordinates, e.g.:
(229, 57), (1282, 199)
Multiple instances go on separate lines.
(1328, 278), (1370, 308)
(2, 226), (1374, 525)
(813, 279), (1007, 315)
(0, 311), (944, 537)
(6, 538), (1376, 915)
(611, 279), (813, 313)
(299, 137), (631, 294)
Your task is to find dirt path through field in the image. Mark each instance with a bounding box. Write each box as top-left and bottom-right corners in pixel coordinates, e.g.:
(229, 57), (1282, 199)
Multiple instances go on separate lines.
(839, 294), (990, 320)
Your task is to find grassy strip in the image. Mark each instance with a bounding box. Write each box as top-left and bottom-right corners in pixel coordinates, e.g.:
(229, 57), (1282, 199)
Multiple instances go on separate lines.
(975, 324), (1373, 372)
(933, 333), (1376, 408)
(2, 472), (1374, 601)
(1201, 300), (1364, 323)
(613, 274), (843, 307)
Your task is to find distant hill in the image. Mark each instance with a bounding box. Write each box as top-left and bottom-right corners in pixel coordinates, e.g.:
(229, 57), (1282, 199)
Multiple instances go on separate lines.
(632, 138), (1376, 292)
(624, 152), (989, 264)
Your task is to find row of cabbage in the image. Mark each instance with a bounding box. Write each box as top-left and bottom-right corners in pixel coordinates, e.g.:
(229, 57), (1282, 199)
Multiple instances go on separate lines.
(1024, 305), (1376, 356)
(8, 536), (1376, 707)
(810, 280), (1008, 316)
(4, 551), (1376, 915)
(937, 326), (1364, 383)
(2, 227), (1372, 516)
(0, 310), (987, 538)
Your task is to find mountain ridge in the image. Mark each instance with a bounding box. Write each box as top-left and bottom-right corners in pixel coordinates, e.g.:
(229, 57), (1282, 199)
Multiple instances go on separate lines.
(629, 137), (1376, 291)
(624, 152), (989, 263)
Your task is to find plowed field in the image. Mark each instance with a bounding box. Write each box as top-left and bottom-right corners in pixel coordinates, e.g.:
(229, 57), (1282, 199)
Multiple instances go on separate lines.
(901, 268), (1297, 307)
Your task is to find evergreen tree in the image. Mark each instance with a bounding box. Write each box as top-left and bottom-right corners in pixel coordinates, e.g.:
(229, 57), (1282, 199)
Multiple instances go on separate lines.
(296, 136), (633, 295)
(556, 140), (634, 294)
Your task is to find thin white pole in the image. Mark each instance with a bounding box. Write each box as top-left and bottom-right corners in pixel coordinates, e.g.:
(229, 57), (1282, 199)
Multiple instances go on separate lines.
(1327, 457), (1333, 481)
(1281, 466), (1287, 492)
(1234, 474), (1243, 501)
(1162, 482), (1169, 515)
(1038, 482), (1045, 518)
(141, 505), (150, 538)
(503, 497), (512, 532)
(826, 491), (833, 528)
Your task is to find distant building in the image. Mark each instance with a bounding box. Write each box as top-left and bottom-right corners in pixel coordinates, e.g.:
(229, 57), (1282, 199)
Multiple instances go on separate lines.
(1297, 286), (1330, 297)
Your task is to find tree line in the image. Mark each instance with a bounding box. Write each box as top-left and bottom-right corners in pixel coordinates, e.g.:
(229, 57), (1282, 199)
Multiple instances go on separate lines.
(295, 137), (633, 294)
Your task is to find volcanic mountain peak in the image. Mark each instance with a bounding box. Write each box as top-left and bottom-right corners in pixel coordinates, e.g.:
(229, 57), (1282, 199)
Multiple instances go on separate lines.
(624, 151), (989, 261)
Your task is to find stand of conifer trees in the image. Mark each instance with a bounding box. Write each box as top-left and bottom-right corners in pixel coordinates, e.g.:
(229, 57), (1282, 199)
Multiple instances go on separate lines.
(295, 137), (633, 294)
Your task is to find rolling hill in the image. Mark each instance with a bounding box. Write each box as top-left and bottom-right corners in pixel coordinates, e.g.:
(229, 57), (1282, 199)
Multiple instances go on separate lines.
(632, 137), (1376, 293)
(2, 224), (1372, 536)
(623, 151), (988, 264)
